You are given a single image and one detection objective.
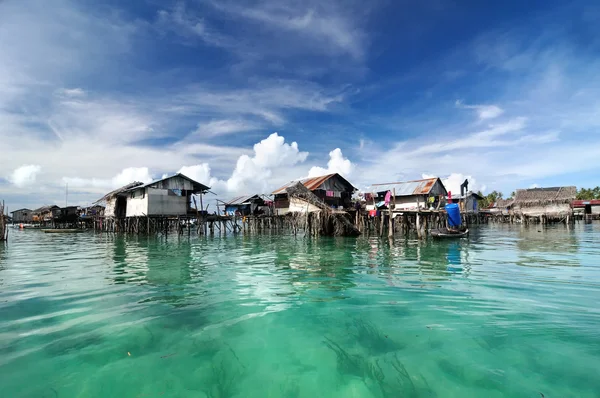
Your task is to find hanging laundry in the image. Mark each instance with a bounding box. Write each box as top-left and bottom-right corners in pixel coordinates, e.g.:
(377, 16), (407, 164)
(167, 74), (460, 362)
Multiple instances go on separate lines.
(384, 191), (392, 205)
(326, 190), (334, 197)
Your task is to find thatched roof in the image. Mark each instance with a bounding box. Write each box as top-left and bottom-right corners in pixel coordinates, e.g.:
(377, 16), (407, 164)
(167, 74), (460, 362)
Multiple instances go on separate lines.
(495, 199), (514, 208)
(514, 186), (576, 207)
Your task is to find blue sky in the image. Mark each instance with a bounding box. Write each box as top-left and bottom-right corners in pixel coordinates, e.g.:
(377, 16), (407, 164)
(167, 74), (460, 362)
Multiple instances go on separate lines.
(1, 0), (600, 209)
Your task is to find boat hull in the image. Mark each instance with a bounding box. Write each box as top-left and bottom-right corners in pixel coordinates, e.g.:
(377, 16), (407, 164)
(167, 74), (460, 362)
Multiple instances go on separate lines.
(431, 228), (469, 239)
(41, 229), (85, 234)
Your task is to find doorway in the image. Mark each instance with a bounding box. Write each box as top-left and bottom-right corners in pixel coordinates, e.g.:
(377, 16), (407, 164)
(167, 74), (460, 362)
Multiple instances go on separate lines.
(116, 196), (127, 218)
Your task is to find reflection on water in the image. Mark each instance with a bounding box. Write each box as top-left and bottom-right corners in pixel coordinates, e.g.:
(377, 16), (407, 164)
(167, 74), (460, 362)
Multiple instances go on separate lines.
(516, 226), (580, 268)
(0, 224), (599, 397)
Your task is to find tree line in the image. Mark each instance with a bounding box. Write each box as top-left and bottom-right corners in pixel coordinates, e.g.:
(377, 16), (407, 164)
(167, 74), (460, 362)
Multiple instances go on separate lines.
(576, 187), (600, 200)
(476, 190), (515, 209)
(475, 187), (600, 208)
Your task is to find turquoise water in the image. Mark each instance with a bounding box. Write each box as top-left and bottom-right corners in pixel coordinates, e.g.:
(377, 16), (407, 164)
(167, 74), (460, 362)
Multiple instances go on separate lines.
(1, 225), (599, 397)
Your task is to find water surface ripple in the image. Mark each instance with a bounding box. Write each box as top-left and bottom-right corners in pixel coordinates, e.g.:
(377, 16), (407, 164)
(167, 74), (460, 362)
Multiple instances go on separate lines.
(1, 224), (599, 397)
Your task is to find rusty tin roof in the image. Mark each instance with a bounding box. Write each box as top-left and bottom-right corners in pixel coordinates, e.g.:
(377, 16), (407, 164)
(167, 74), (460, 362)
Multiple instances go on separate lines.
(272, 173), (355, 195)
(368, 178), (444, 196)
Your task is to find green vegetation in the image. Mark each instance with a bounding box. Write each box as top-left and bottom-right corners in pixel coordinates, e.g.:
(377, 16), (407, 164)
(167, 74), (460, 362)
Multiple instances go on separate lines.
(477, 190), (504, 208)
(576, 187), (600, 200)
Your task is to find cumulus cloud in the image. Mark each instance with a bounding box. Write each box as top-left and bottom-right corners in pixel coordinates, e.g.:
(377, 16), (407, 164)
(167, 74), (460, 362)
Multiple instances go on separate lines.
(175, 132), (309, 197)
(308, 148), (353, 177)
(9, 164), (41, 188)
(113, 167), (153, 186)
(456, 100), (504, 120)
(225, 132), (308, 193)
(177, 164), (213, 185)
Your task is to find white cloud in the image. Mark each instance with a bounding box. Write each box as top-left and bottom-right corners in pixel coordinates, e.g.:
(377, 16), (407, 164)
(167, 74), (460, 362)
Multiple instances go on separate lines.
(156, 3), (237, 49)
(410, 118), (527, 156)
(113, 167), (153, 186)
(175, 0), (369, 60)
(9, 165), (42, 188)
(173, 133), (310, 197)
(456, 100), (504, 120)
(177, 164), (213, 185)
(56, 88), (86, 98)
(225, 132), (308, 193)
(308, 148), (353, 177)
(192, 120), (259, 137)
(423, 173), (484, 196)
(175, 82), (346, 126)
(63, 167), (154, 190)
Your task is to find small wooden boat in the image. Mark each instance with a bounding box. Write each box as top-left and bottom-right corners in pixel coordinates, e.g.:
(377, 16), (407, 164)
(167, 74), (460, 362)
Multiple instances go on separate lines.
(41, 229), (85, 234)
(430, 227), (469, 239)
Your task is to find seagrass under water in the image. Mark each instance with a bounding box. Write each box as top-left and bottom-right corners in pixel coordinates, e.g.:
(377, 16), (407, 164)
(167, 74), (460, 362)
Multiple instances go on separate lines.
(0, 224), (599, 397)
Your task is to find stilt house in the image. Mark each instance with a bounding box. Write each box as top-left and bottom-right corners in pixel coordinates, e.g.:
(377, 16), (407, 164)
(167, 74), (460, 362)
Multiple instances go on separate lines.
(272, 173), (356, 215)
(513, 186), (576, 219)
(486, 199), (515, 215)
(10, 208), (33, 223)
(98, 174), (211, 218)
(572, 199), (600, 219)
(32, 205), (60, 223)
(448, 192), (484, 214)
(223, 195), (271, 216)
(367, 178), (447, 211)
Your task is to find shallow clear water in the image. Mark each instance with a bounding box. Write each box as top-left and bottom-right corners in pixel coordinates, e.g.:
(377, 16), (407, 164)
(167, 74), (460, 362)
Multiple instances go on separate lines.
(1, 224), (599, 397)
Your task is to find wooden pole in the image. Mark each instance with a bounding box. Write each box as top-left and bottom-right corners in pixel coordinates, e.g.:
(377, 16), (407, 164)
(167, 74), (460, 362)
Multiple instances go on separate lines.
(199, 194), (207, 235)
(388, 190), (393, 238)
(1, 200), (6, 241)
(193, 196), (201, 235)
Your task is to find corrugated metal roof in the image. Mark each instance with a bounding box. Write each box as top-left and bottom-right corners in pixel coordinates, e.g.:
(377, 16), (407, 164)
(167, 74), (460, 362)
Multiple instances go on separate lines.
(273, 173), (352, 195)
(224, 194), (259, 206)
(138, 173), (210, 192)
(572, 199), (600, 207)
(368, 178), (441, 196)
(446, 191), (484, 200)
(10, 208), (31, 213)
(95, 181), (144, 203)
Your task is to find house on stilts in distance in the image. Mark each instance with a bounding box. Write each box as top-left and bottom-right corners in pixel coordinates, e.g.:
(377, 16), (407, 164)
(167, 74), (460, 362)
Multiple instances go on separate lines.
(572, 199), (600, 221)
(447, 192), (484, 214)
(222, 194), (272, 216)
(272, 173), (356, 215)
(512, 186), (576, 223)
(483, 199), (515, 217)
(366, 177), (448, 212)
(95, 173), (211, 232)
(10, 208), (33, 224)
